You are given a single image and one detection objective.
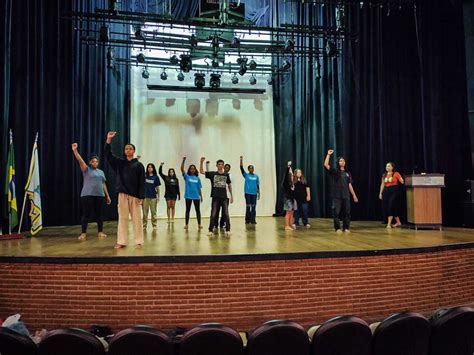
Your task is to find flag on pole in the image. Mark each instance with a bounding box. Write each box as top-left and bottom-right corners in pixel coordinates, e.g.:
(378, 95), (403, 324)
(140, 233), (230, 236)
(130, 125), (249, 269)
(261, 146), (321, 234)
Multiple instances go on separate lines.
(25, 133), (42, 235)
(4, 130), (18, 232)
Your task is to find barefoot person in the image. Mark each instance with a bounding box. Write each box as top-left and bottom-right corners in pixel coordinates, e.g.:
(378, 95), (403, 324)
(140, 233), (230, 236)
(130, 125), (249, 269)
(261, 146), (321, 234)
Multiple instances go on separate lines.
(159, 162), (181, 223)
(293, 168), (311, 228)
(181, 157), (203, 229)
(324, 149), (358, 233)
(104, 131), (145, 248)
(240, 156), (260, 224)
(72, 143), (111, 241)
(143, 163), (160, 230)
(200, 157), (233, 236)
(282, 161), (296, 231)
(379, 162), (404, 228)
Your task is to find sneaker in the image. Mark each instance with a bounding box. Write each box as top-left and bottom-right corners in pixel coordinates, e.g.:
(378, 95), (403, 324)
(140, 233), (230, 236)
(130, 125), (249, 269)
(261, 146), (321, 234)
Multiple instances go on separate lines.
(305, 224), (311, 229)
(292, 224), (297, 228)
(344, 229), (351, 233)
(386, 224), (392, 229)
(336, 229), (343, 234)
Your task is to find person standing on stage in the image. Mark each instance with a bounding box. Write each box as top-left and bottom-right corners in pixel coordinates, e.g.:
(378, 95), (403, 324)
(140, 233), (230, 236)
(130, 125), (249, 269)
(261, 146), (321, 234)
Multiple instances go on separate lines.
(72, 143), (111, 241)
(379, 162), (404, 228)
(293, 169), (311, 228)
(324, 149), (358, 233)
(283, 161), (296, 231)
(200, 157), (233, 236)
(181, 157), (203, 230)
(105, 131), (145, 248)
(159, 163), (181, 224)
(240, 156), (260, 224)
(214, 163), (232, 229)
(143, 163), (160, 230)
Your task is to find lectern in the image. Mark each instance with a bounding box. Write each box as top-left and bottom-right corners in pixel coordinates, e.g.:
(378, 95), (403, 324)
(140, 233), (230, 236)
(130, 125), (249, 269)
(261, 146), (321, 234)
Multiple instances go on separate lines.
(405, 174), (445, 230)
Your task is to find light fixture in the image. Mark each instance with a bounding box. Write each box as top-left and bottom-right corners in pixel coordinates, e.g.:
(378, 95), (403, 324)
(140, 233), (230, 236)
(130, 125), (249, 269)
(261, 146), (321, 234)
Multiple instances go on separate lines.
(267, 75), (273, 85)
(231, 74), (239, 84)
(99, 25), (109, 42)
(237, 57), (248, 76)
(285, 39), (295, 52)
(190, 34), (198, 46)
(249, 59), (257, 70)
(211, 59), (219, 68)
(137, 53), (146, 63)
(326, 40), (337, 57)
(180, 54), (192, 72)
(194, 73), (205, 89)
(106, 47), (114, 69)
(210, 73), (221, 89)
(249, 75), (257, 85)
(231, 37), (240, 47)
(177, 72), (185, 81)
(170, 55), (179, 65)
(142, 67), (149, 79)
(281, 60), (291, 71)
(134, 25), (145, 40)
(160, 70), (168, 80)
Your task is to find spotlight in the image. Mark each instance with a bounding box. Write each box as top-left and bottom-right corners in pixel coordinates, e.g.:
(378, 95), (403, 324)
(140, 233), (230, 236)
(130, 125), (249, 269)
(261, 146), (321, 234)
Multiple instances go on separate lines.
(231, 74), (239, 84)
(99, 25), (109, 42)
(211, 59), (219, 68)
(194, 73), (205, 89)
(106, 47), (114, 69)
(210, 73), (221, 89)
(237, 57), (248, 76)
(249, 59), (257, 70)
(170, 55), (179, 65)
(177, 72), (185, 81)
(190, 34), (198, 46)
(134, 25), (145, 40)
(281, 60), (291, 71)
(249, 75), (257, 85)
(267, 75), (273, 85)
(285, 39), (295, 52)
(160, 70), (168, 80)
(180, 54), (192, 73)
(231, 37), (240, 47)
(326, 40), (337, 57)
(137, 53), (146, 63)
(141, 67), (149, 79)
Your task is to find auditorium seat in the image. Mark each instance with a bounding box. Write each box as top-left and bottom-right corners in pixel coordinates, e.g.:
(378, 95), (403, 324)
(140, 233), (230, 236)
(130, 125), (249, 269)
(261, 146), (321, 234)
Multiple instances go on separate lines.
(179, 323), (244, 355)
(429, 306), (474, 355)
(38, 328), (105, 355)
(246, 320), (309, 355)
(371, 312), (430, 355)
(309, 315), (371, 355)
(108, 325), (172, 355)
(0, 326), (38, 355)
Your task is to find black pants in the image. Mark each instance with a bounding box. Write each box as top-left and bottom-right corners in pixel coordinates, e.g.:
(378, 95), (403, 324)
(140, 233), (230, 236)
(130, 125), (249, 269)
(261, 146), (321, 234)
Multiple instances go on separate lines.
(332, 197), (351, 231)
(81, 196), (105, 233)
(245, 193), (257, 223)
(214, 198), (230, 228)
(209, 198), (230, 232)
(185, 199), (201, 225)
(382, 185), (400, 217)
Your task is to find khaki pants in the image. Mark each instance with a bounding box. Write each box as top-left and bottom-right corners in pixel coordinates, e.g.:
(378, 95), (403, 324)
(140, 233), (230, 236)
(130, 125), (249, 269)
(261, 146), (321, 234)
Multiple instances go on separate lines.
(142, 197), (158, 228)
(117, 193), (144, 246)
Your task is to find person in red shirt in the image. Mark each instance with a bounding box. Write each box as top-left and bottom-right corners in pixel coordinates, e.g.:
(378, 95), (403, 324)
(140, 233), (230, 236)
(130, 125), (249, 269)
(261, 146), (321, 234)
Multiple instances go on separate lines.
(378, 162), (404, 228)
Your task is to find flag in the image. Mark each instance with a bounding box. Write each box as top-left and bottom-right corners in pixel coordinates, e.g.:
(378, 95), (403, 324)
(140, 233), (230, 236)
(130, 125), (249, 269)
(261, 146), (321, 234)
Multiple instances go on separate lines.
(4, 130), (18, 230)
(25, 134), (42, 235)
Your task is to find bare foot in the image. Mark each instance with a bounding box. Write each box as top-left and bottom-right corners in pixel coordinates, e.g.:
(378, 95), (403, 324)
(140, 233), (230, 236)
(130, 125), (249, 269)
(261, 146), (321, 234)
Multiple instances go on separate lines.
(198, 225), (203, 229)
(393, 223), (402, 228)
(184, 225), (188, 230)
(336, 229), (343, 234)
(97, 232), (107, 239)
(78, 233), (87, 241)
(114, 244), (125, 249)
(135, 244), (142, 249)
(344, 229), (351, 233)
(285, 226), (294, 231)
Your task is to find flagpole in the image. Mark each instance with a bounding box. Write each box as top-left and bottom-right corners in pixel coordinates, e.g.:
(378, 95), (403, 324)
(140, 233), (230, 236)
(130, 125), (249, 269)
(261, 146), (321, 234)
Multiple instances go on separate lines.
(18, 132), (38, 234)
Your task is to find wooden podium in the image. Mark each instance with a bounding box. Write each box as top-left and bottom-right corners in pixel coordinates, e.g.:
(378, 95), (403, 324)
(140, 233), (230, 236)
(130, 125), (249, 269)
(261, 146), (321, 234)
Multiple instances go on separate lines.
(405, 174), (445, 230)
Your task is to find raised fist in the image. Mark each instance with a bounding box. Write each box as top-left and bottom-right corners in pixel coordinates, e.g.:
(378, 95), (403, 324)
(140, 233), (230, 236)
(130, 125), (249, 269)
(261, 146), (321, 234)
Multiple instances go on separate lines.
(71, 143), (78, 151)
(327, 149), (334, 155)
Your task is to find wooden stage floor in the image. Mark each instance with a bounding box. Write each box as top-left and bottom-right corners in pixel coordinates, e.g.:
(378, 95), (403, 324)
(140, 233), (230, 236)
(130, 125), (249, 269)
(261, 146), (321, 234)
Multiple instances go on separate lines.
(1, 217), (474, 260)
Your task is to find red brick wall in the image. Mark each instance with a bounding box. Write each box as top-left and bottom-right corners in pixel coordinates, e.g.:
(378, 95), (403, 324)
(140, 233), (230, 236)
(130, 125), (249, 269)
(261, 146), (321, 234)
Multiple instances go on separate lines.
(1, 248), (474, 332)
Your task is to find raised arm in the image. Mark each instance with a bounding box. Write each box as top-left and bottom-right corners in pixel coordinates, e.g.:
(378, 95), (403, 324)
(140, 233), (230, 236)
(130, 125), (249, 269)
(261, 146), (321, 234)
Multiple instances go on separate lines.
(159, 163), (167, 180)
(181, 157), (186, 174)
(283, 161), (292, 187)
(104, 131), (120, 169)
(324, 149), (334, 171)
(199, 157), (206, 175)
(240, 156), (246, 176)
(71, 143), (87, 172)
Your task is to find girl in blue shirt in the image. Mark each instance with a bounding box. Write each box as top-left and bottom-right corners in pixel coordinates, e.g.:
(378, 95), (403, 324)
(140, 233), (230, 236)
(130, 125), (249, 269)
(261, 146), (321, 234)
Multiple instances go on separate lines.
(240, 156), (260, 224)
(181, 157), (203, 229)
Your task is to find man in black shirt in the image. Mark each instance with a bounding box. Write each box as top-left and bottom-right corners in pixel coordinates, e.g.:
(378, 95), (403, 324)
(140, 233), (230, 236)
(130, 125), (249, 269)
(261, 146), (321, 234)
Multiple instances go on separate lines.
(105, 131), (145, 248)
(324, 149), (358, 233)
(200, 157), (233, 236)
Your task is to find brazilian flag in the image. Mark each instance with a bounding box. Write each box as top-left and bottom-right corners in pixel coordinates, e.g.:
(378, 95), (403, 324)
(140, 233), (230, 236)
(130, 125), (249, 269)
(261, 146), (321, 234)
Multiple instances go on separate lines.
(4, 131), (18, 229)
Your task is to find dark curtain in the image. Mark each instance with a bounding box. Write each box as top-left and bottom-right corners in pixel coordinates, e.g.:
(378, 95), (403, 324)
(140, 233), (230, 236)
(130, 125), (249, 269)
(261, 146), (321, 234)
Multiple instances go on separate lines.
(0, 0), (131, 229)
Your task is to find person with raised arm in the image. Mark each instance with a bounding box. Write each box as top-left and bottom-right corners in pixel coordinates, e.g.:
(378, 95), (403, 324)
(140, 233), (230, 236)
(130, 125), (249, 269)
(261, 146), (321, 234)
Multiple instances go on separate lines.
(200, 157), (233, 236)
(104, 131), (145, 248)
(293, 168), (311, 228)
(159, 162), (180, 224)
(282, 161), (296, 230)
(324, 149), (358, 233)
(72, 143), (111, 241)
(181, 157), (203, 230)
(240, 156), (260, 224)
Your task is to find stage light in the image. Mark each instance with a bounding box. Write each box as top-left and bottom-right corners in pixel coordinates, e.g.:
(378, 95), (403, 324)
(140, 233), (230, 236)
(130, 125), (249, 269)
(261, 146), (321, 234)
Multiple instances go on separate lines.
(142, 67), (149, 79)
(326, 40), (337, 57)
(285, 39), (295, 52)
(281, 60), (291, 71)
(109, 0), (118, 14)
(267, 75), (273, 85)
(249, 75), (257, 85)
(106, 47), (114, 69)
(211, 58), (220, 68)
(170, 55), (179, 65)
(134, 25), (145, 40)
(210, 73), (221, 89)
(160, 70), (168, 80)
(231, 37), (240, 47)
(177, 72), (185, 81)
(137, 53), (146, 63)
(190, 34), (198, 46)
(99, 25), (109, 42)
(180, 55), (192, 72)
(237, 57), (248, 76)
(231, 74), (239, 84)
(194, 73), (205, 89)
(249, 59), (257, 70)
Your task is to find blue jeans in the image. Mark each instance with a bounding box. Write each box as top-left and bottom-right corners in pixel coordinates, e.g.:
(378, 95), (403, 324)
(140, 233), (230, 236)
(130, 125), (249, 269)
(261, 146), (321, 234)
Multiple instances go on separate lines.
(245, 193), (257, 223)
(294, 201), (309, 226)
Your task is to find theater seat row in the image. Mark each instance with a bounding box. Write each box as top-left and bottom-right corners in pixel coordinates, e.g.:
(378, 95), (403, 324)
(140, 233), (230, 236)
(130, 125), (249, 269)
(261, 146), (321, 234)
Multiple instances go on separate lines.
(1, 306), (473, 355)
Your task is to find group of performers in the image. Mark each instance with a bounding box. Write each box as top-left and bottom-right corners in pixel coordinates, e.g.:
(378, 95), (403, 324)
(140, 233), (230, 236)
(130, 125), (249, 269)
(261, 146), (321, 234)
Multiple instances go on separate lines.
(71, 132), (405, 249)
